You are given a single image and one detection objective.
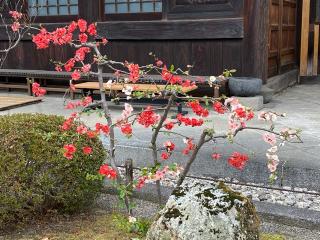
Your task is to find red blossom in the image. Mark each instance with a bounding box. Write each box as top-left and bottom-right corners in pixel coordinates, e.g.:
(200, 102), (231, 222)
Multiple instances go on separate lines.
(75, 47), (90, 61)
(128, 63), (140, 83)
(137, 106), (160, 128)
(246, 111), (254, 121)
(120, 123), (133, 136)
(61, 117), (74, 131)
(164, 122), (174, 130)
(182, 138), (195, 155)
(87, 23), (97, 36)
(164, 141), (175, 152)
(228, 152), (249, 170)
(64, 58), (75, 72)
(81, 96), (92, 107)
(161, 66), (172, 82)
(177, 114), (203, 127)
(235, 107), (247, 119)
(77, 19), (87, 32)
(65, 102), (76, 109)
(136, 176), (147, 189)
(161, 152), (170, 160)
(161, 66), (182, 84)
(87, 130), (98, 138)
(32, 82), (46, 97)
(63, 152), (73, 160)
(95, 123), (110, 135)
(213, 101), (226, 114)
(67, 21), (77, 33)
(99, 164), (117, 179)
(51, 27), (72, 45)
(82, 146), (92, 155)
(79, 33), (88, 43)
(211, 153), (221, 160)
(181, 79), (195, 88)
(32, 28), (51, 49)
(63, 144), (77, 160)
(71, 70), (81, 80)
(187, 100), (209, 117)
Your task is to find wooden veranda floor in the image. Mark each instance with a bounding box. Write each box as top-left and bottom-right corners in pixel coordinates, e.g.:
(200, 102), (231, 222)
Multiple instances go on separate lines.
(0, 96), (42, 111)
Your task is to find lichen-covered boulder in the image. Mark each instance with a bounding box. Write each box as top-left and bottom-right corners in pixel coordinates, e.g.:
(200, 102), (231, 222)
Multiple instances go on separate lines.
(146, 181), (260, 240)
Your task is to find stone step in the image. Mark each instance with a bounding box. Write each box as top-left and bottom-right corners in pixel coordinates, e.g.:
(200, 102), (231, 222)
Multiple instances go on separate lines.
(261, 86), (275, 104)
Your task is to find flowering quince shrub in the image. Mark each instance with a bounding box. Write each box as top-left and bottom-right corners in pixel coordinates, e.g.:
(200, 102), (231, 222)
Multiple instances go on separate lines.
(6, 14), (302, 215)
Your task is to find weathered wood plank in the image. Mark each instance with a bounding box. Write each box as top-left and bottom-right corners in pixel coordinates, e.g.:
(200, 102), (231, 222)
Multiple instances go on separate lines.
(73, 82), (198, 93)
(0, 18), (244, 41)
(0, 96), (42, 111)
(97, 18), (244, 40)
(299, 0), (310, 77)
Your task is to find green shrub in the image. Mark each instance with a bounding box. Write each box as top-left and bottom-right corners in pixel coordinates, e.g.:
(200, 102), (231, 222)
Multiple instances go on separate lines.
(0, 114), (106, 230)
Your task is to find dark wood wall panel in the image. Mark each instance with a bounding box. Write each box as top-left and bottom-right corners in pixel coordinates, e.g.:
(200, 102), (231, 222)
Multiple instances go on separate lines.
(222, 40), (242, 73)
(0, 0), (274, 83)
(2, 39), (245, 77)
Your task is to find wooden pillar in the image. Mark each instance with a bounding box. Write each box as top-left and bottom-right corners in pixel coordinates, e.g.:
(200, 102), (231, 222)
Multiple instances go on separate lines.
(242, 0), (269, 83)
(299, 0), (310, 77)
(313, 24), (319, 76)
(313, 0), (320, 76)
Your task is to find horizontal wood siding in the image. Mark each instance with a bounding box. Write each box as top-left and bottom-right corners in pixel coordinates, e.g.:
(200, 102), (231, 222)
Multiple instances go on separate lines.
(0, 0), (271, 82)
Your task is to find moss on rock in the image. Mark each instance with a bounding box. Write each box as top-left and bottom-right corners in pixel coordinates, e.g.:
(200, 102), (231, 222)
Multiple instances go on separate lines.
(146, 181), (260, 240)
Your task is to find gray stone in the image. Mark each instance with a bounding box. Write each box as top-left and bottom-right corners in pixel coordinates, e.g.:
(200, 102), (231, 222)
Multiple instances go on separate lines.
(228, 77), (262, 97)
(260, 86), (275, 103)
(236, 96), (264, 111)
(266, 69), (298, 93)
(146, 181), (260, 240)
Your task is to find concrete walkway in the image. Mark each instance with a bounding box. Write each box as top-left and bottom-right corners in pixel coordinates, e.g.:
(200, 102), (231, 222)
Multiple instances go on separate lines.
(1, 81), (320, 191)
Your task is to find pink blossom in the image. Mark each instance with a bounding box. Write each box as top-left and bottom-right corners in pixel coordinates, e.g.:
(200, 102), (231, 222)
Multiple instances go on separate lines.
(120, 103), (133, 121)
(11, 22), (20, 32)
(268, 146), (278, 153)
(268, 163), (277, 173)
(225, 97), (241, 110)
(263, 133), (277, 146)
(81, 64), (91, 73)
(9, 11), (22, 20)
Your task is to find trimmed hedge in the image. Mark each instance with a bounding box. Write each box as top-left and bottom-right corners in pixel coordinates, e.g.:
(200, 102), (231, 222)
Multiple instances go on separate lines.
(0, 114), (106, 230)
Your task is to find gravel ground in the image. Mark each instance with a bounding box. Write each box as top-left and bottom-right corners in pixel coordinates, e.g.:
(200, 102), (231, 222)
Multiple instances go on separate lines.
(96, 193), (320, 240)
(118, 168), (320, 212)
(95, 193), (160, 219)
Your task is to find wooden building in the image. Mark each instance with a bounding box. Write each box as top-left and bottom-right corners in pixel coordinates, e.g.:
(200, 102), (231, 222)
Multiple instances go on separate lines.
(0, 0), (312, 93)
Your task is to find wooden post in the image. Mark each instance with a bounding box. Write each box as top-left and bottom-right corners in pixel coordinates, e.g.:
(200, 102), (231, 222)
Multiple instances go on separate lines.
(213, 85), (220, 98)
(299, 0), (310, 77)
(125, 158), (133, 215)
(27, 78), (32, 96)
(125, 158), (133, 186)
(313, 24), (319, 76)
